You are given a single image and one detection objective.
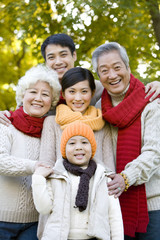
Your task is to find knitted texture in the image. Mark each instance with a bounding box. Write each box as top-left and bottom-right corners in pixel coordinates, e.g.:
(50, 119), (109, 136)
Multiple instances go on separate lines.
(60, 121), (97, 159)
(34, 162), (123, 240)
(101, 74), (150, 237)
(39, 116), (115, 171)
(0, 124), (39, 223)
(8, 106), (45, 138)
(55, 104), (105, 130)
(63, 159), (97, 211)
(110, 93), (160, 209)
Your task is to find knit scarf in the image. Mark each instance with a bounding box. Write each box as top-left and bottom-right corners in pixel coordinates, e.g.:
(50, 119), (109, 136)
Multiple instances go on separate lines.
(101, 74), (151, 237)
(55, 104), (105, 130)
(8, 106), (45, 138)
(63, 159), (97, 212)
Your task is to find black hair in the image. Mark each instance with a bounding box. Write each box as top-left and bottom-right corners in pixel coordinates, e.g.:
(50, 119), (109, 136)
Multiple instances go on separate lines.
(61, 67), (95, 93)
(41, 33), (76, 60)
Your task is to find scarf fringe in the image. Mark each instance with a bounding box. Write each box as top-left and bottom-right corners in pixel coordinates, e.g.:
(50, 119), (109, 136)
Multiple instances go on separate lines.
(124, 222), (148, 237)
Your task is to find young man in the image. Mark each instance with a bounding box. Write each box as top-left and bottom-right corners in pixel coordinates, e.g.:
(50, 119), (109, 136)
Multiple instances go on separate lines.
(41, 33), (77, 82)
(41, 34), (104, 105)
(92, 42), (160, 240)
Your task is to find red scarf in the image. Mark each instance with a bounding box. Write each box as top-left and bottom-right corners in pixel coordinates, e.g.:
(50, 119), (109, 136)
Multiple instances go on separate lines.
(102, 74), (151, 237)
(8, 106), (46, 138)
(57, 91), (66, 105)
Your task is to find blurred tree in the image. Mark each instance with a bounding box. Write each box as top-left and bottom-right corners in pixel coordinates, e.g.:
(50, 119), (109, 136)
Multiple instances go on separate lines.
(0, 0), (159, 109)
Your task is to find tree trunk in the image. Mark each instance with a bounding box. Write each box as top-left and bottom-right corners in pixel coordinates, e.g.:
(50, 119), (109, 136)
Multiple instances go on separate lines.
(146, 0), (160, 47)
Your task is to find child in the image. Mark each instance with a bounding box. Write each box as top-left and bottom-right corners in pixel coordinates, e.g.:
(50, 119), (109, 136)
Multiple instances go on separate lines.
(32, 121), (124, 240)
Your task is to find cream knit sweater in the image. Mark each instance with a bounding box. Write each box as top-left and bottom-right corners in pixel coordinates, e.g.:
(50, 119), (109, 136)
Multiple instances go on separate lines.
(0, 123), (40, 223)
(97, 94), (160, 211)
(39, 115), (115, 172)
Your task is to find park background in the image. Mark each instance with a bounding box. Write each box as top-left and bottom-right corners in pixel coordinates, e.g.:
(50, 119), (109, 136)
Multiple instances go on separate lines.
(0, 0), (160, 110)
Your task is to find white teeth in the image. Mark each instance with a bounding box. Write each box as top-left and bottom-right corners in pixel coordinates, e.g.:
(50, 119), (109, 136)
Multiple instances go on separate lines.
(55, 67), (66, 72)
(110, 79), (121, 85)
(75, 154), (84, 159)
(32, 104), (42, 108)
(73, 103), (83, 107)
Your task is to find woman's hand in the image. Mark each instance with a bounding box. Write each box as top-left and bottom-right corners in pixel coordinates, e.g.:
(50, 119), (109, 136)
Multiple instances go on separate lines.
(34, 162), (53, 177)
(107, 173), (126, 198)
(34, 166), (53, 177)
(0, 111), (11, 126)
(145, 81), (160, 102)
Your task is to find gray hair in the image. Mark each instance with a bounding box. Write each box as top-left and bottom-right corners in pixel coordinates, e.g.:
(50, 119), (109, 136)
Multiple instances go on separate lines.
(16, 64), (61, 109)
(92, 42), (129, 74)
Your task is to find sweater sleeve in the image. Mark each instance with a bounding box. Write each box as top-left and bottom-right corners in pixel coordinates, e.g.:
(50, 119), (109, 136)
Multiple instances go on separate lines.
(39, 116), (57, 167)
(90, 80), (103, 106)
(108, 190), (124, 239)
(123, 100), (160, 186)
(0, 124), (36, 176)
(102, 123), (116, 173)
(32, 174), (53, 215)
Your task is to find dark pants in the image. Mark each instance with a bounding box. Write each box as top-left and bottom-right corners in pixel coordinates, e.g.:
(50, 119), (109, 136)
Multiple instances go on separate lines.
(0, 221), (38, 240)
(124, 210), (160, 240)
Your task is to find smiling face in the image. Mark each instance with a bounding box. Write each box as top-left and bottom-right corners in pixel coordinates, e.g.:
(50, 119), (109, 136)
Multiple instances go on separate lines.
(97, 50), (131, 95)
(63, 80), (93, 114)
(45, 44), (77, 82)
(22, 80), (53, 117)
(66, 135), (92, 167)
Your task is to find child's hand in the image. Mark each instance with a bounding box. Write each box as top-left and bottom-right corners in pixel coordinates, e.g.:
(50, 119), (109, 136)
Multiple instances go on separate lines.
(34, 166), (53, 178)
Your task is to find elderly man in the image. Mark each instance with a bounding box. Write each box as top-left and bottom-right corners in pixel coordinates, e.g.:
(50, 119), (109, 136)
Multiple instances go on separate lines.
(92, 42), (160, 240)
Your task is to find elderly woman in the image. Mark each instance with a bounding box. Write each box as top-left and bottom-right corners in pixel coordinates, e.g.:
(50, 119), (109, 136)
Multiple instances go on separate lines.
(92, 42), (160, 240)
(0, 64), (61, 240)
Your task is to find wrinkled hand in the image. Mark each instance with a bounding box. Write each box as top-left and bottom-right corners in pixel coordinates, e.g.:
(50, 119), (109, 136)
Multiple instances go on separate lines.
(0, 110), (11, 126)
(145, 81), (160, 102)
(107, 173), (125, 198)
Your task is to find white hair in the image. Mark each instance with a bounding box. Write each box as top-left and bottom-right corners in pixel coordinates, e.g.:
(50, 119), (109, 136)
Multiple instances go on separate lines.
(16, 64), (61, 109)
(92, 42), (129, 74)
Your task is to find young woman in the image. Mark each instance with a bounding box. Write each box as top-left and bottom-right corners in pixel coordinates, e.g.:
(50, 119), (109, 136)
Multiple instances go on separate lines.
(39, 67), (115, 172)
(0, 64), (61, 240)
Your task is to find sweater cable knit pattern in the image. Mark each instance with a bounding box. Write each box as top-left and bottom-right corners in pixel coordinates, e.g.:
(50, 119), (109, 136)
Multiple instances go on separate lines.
(110, 91), (160, 231)
(0, 124), (40, 223)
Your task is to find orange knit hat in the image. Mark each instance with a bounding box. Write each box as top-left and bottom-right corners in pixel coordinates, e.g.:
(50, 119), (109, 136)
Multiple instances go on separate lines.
(60, 121), (97, 159)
